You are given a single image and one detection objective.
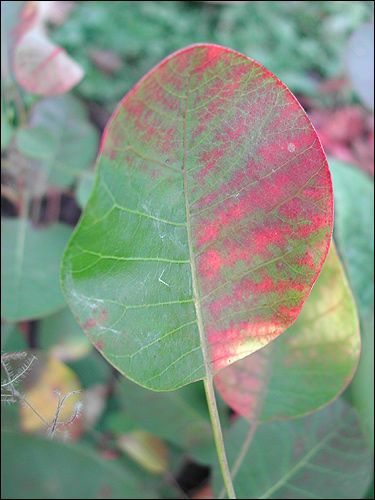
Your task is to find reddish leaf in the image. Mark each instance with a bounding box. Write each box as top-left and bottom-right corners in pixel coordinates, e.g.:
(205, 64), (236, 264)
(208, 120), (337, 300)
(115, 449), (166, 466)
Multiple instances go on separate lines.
(214, 244), (360, 421)
(62, 44), (333, 390)
(12, 1), (83, 96)
(309, 106), (374, 176)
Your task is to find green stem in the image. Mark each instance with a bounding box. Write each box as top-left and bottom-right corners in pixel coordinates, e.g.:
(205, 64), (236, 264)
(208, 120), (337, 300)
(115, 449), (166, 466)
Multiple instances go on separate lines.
(204, 377), (236, 499)
(219, 421), (257, 499)
(181, 70), (235, 500)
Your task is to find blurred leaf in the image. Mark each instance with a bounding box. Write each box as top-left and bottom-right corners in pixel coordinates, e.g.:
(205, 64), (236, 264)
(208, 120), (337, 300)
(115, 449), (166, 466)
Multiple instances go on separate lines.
(213, 399), (373, 499)
(5, 147), (49, 198)
(67, 349), (112, 389)
(81, 383), (107, 431)
(104, 411), (139, 434)
(117, 378), (221, 465)
(1, 322), (28, 351)
(24, 95), (99, 188)
(13, 2), (84, 95)
(330, 159), (374, 319)
(309, 106), (373, 176)
(1, 219), (72, 321)
(346, 22), (374, 110)
(1, 430), (157, 499)
(330, 158), (374, 448)
(19, 353), (82, 438)
(39, 308), (91, 361)
(215, 244), (360, 421)
(118, 430), (169, 475)
(16, 125), (58, 158)
(350, 313), (374, 451)
(37, 1), (75, 26)
(61, 44), (332, 392)
(1, 1), (24, 82)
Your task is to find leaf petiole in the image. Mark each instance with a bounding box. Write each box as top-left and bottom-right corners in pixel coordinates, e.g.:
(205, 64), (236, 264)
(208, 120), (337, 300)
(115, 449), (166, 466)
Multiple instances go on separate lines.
(204, 376), (236, 499)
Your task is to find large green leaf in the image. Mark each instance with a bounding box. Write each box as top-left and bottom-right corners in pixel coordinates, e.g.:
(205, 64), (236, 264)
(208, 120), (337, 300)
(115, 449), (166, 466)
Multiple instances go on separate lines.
(213, 399), (373, 499)
(214, 244), (360, 421)
(1, 431), (156, 499)
(62, 44), (333, 390)
(330, 158), (374, 448)
(17, 95), (99, 189)
(1, 219), (72, 320)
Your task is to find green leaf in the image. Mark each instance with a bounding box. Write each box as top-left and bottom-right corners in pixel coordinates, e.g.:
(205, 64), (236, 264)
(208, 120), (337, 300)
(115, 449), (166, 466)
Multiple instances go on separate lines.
(215, 243), (360, 421)
(330, 159), (374, 321)
(1, 322), (28, 351)
(213, 399), (373, 499)
(22, 95), (99, 188)
(67, 350), (112, 389)
(117, 378), (222, 464)
(1, 218), (72, 321)
(350, 314), (374, 450)
(39, 308), (91, 361)
(1, 430), (157, 499)
(330, 158), (374, 448)
(16, 125), (58, 159)
(62, 44), (333, 391)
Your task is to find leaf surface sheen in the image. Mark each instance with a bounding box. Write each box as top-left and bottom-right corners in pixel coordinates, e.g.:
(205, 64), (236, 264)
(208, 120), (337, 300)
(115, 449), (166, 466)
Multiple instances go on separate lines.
(214, 244), (360, 421)
(62, 44), (333, 390)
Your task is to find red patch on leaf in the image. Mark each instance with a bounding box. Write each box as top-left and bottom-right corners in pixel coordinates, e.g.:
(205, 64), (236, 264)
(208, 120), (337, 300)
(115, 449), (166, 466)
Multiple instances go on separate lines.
(198, 249), (224, 279)
(196, 219), (220, 247)
(82, 318), (96, 330)
(208, 321), (281, 372)
(214, 352), (266, 419)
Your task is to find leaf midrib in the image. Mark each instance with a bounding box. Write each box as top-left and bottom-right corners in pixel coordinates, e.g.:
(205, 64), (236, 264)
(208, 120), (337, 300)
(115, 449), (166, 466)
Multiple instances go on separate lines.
(181, 69), (211, 381)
